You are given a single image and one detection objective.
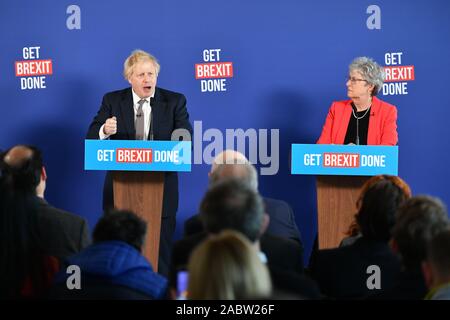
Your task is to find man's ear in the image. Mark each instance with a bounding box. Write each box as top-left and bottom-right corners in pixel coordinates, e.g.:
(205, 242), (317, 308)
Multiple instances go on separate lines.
(41, 166), (47, 181)
(260, 213), (270, 236)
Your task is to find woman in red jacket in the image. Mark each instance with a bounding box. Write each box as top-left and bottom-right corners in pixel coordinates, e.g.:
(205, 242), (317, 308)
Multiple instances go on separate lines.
(317, 57), (398, 146)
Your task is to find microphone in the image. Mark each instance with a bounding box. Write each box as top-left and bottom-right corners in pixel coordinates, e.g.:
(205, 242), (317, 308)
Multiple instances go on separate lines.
(351, 102), (360, 145)
(136, 112), (142, 118)
(356, 112), (360, 145)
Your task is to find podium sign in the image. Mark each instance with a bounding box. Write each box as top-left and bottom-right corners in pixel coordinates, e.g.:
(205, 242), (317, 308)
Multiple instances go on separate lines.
(84, 139), (191, 270)
(291, 144), (398, 176)
(291, 144), (399, 249)
(85, 140), (191, 171)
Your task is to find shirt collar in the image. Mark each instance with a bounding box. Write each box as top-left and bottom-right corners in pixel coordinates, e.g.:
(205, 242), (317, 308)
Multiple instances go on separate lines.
(131, 89), (154, 106)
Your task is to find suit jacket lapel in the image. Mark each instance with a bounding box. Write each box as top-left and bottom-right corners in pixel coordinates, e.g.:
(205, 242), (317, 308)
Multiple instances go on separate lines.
(150, 87), (167, 140)
(338, 101), (353, 144)
(120, 88), (135, 139)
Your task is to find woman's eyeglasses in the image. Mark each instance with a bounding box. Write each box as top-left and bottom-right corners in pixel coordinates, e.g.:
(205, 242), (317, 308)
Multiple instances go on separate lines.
(347, 76), (368, 84)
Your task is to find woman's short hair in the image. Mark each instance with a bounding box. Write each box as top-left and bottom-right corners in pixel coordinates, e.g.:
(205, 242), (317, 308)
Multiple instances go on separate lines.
(187, 230), (272, 300)
(349, 56), (385, 96)
(123, 49), (160, 80)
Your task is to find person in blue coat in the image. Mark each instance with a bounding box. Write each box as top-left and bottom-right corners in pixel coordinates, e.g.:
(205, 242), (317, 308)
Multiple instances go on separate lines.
(51, 210), (168, 299)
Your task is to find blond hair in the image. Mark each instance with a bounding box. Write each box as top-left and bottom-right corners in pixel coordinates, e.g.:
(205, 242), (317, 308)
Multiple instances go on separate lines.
(123, 49), (160, 80)
(187, 230), (272, 300)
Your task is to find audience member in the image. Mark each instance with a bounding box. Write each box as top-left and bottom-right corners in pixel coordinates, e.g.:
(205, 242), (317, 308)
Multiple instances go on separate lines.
(310, 175), (410, 299)
(51, 210), (167, 299)
(422, 228), (450, 300)
(187, 230), (271, 299)
(340, 175), (412, 246)
(2, 145), (90, 261)
(184, 150), (302, 245)
(0, 153), (59, 298)
(377, 195), (450, 299)
(171, 179), (319, 299)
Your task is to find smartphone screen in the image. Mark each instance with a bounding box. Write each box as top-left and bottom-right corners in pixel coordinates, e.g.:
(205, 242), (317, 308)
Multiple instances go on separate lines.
(177, 270), (189, 300)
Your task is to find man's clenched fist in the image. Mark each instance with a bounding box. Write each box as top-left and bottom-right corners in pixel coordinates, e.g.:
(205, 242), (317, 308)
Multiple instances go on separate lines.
(103, 116), (117, 135)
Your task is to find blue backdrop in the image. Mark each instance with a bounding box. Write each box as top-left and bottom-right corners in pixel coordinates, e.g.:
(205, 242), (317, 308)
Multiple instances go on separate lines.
(2, 0), (449, 264)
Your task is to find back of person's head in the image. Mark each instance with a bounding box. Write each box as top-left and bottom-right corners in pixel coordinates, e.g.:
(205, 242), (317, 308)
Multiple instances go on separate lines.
(425, 228), (450, 284)
(392, 195), (449, 270)
(93, 210), (147, 252)
(187, 230), (272, 300)
(1, 145), (43, 194)
(0, 172), (45, 298)
(356, 175), (411, 241)
(199, 179), (265, 243)
(210, 150), (249, 172)
(209, 161), (258, 191)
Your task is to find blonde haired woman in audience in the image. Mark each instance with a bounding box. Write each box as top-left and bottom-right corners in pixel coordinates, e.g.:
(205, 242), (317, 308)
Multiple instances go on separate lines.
(187, 230), (272, 300)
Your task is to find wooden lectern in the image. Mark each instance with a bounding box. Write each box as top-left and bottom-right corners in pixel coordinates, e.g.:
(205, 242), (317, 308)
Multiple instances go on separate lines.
(112, 171), (164, 271)
(316, 175), (369, 249)
(291, 143), (398, 250)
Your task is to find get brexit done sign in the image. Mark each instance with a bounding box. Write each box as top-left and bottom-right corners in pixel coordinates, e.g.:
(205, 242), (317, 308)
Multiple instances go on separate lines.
(85, 140), (191, 172)
(291, 144), (398, 176)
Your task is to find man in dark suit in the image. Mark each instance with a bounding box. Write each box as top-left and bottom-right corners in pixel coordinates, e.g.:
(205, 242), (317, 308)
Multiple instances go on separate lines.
(2, 145), (90, 261)
(86, 49), (193, 276)
(171, 179), (318, 299)
(184, 150), (303, 244)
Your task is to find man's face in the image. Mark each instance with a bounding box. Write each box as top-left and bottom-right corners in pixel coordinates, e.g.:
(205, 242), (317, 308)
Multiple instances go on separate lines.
(128, 60), (158, 98)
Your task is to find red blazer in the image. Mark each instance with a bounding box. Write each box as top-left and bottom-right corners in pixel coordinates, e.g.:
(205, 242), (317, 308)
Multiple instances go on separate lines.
(317, 96), (398, 145)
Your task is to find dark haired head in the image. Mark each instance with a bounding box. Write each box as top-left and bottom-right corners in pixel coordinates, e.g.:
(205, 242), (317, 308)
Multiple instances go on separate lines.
(0, 170), (45, 298)
(199, 178), (264, 243)
(93, 210), (147, 252)
(346, 175), (411, 238)
(356, 176), (411, 241)
(393, 195), (449, 270)
(426, 228), (450, 279)
(1, 145), (43, 193)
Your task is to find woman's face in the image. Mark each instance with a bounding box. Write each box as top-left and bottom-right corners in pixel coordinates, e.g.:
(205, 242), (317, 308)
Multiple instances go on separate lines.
(346, 70), (374, 100)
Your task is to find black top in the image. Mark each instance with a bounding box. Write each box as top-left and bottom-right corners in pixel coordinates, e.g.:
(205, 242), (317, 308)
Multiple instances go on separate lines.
(344, 103), (371, 145)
